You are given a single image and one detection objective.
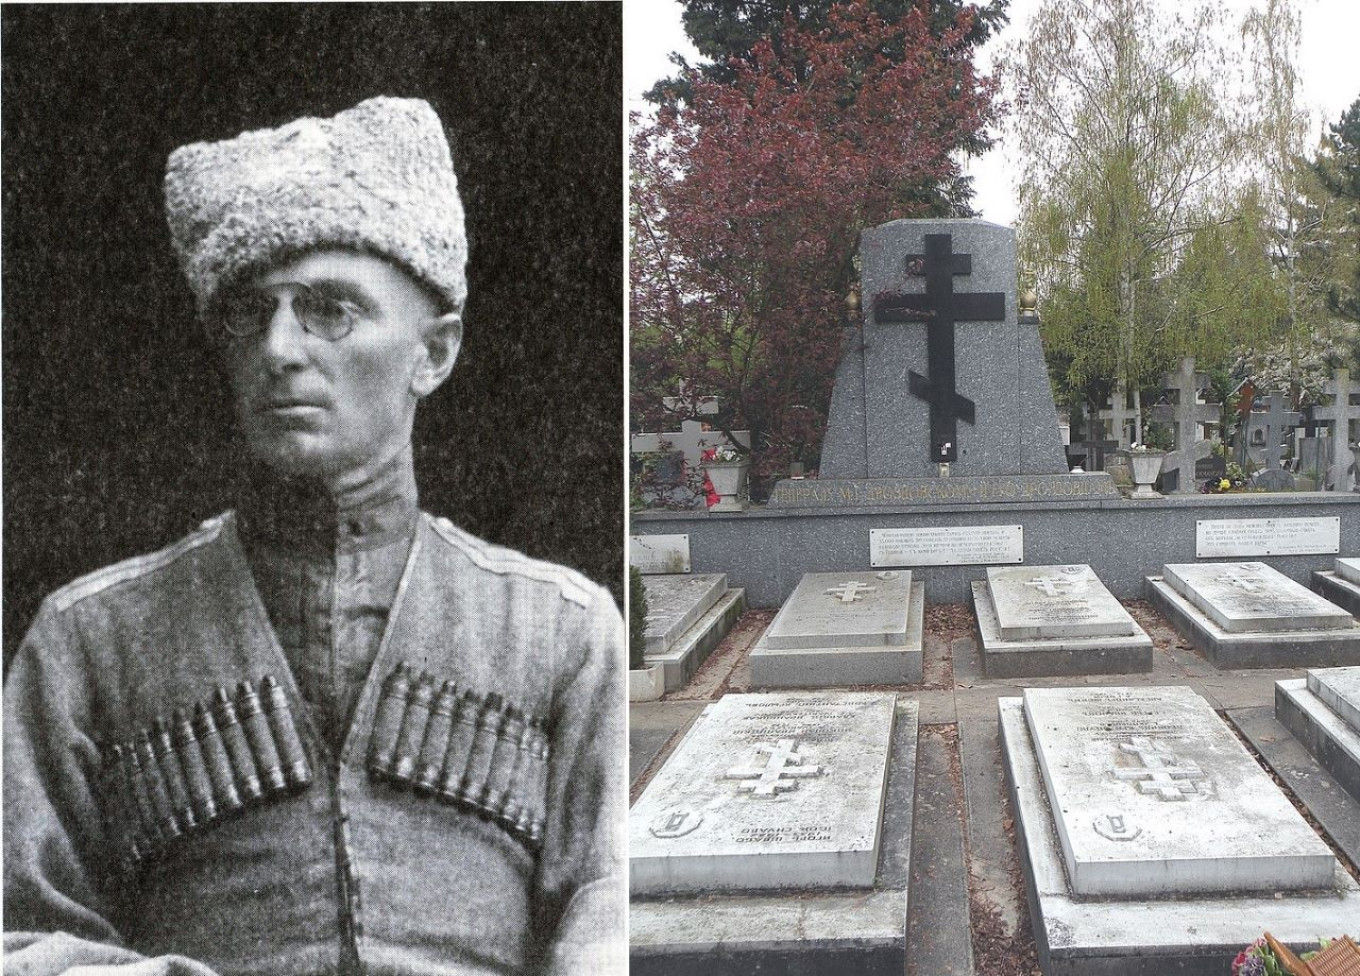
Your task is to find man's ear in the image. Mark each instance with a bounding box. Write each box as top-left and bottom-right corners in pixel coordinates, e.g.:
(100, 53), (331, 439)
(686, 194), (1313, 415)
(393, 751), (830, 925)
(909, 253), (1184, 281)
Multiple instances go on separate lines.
(412, 312), (462, 398)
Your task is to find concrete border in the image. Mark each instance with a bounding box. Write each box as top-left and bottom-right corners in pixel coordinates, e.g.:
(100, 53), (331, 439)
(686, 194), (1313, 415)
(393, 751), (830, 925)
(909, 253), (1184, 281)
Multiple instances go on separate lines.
(1275, 678), (1360, 803)
(1313, 570), (1360, 618)
(749, 583), (924, 687)
(1146, 576), (1360, 669)
(971, 581), (1152, 677)
(645, 588), (746, 692)
(999, 697), (1360, 976)
(629, 700), (918, 976)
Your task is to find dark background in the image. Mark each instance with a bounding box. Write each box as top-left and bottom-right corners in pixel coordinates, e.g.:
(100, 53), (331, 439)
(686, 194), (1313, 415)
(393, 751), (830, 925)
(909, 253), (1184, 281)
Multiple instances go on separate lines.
(2, 4), (624, 666)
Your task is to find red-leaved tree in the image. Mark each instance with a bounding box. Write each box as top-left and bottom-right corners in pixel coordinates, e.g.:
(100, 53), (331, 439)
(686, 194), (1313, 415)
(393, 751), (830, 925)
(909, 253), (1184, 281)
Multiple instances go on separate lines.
(632, 0), (999, 488)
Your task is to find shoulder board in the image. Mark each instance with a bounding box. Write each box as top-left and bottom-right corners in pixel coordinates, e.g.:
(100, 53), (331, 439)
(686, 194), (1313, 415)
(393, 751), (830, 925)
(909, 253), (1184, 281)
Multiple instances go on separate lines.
(426, 515), (595, 608)
(51, 513), (231, 614)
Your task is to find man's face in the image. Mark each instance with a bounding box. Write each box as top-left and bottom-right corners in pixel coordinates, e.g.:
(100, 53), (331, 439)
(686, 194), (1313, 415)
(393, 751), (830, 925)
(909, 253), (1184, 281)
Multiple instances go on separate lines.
(215, 249), (456, 486)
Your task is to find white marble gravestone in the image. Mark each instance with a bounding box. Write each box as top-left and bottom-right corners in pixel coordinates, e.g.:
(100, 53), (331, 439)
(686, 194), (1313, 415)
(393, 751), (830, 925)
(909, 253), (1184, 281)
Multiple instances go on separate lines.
(1310, 666), (1360, 732)
(1338, 557), (1360, 588)
(1276, 666), (1360, 819)
(986, 565), (1136, 640)
(1162, 562), (1352, 633)
(630, 691), (898, 894)
(971, 565), (1152, 677)
(749, 571), (925, 686)
(1022, 686), (1333, 897)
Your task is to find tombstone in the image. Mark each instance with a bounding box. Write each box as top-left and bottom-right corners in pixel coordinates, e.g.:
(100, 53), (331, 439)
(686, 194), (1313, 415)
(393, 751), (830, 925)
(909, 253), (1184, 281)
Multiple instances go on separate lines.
(748, 571), (924, 687)
(1257, 392), (1301, 471)
(999, 685), (1357, 975)
(1195, 453), (1227, 482)
(1148, 357), (1218, 493)
(630, 692), (919, 974)
(970, 564), (1153, 676)
(1250, 467), (1295, 491)
(640, 574), (746, 692)
(1309, 556), (1360, 618)
(1312, 369), (1359, 491)
(774, 219), (1118, 507)
(1146, 561), (1360, 669)
(1096, 379), (1138, 450)
(1276, 666), (1360, 802)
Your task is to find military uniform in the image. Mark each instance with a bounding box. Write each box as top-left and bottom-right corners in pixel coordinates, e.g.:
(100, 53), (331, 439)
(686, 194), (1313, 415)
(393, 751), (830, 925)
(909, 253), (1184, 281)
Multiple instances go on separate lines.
(3, 475), (625, 975)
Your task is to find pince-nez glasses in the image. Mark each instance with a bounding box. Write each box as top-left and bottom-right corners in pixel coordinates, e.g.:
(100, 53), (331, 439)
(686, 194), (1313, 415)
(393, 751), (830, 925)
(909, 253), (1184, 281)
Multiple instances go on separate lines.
(212, 282), (364, 342)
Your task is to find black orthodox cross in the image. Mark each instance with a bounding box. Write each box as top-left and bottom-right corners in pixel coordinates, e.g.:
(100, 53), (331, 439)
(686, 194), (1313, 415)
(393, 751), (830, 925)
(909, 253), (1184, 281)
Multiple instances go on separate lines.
(874, 234), (1006, 462)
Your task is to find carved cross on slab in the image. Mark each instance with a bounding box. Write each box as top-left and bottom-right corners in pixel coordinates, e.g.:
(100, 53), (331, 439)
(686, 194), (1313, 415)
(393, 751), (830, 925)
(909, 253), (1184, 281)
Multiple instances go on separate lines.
(873, 233), (1006, 462)
(825, 581), (877, 603)
(1217, 573), (1265, 592)
(724, 740), (822, 796)
(1110, 737), (1207, 801)
(1026, 576), (1071, 596)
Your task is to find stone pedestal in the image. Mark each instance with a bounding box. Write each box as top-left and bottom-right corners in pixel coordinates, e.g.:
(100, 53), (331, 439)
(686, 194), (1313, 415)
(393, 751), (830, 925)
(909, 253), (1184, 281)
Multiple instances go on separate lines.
(749, 571), (924, 687)
(971, 565), (1152, 677)
(1146, 561), (1360, 668)
(1000, 685), (1358, 976)
(630, 693), (918, 975)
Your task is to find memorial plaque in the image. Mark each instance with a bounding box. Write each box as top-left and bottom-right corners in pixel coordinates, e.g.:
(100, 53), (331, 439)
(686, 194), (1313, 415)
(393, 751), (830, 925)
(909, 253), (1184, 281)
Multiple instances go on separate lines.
(629, 692), (898, 894)
(986, 564), (1136, 640)
(630, 534), (692, 575)
(1307, 666), (1360, 734)
(764, 571), (913, 650)
(870, 524), (1022, 567)
(1163, 562), (1354, 634)
(1023, 686), (1333, 897)
(1195, 517), (1339, 558)
(1337, 557), (1360, 588)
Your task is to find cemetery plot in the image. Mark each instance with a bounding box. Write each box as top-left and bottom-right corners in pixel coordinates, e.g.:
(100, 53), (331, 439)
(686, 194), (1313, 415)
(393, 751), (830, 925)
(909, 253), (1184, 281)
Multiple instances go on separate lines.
(749, 571), (924, 687)
(1276, 666), (1360, 801)
(1311, 556), (1360, 618)
(1147, 561), (1360, 669)
(631, 695), (918, 976)
(971, 565), (1152, 677)
(1000, 686), (1359, 976)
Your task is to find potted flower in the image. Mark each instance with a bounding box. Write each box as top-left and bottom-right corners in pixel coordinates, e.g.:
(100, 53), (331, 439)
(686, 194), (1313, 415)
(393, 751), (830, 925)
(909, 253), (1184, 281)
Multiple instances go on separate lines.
(702, 445), (750, 513)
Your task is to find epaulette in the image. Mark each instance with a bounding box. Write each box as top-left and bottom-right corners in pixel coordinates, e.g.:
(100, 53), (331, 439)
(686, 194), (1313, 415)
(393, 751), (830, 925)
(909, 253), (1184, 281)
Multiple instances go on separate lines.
(426, 515), (595, 609)
(51, 514), (231, 614)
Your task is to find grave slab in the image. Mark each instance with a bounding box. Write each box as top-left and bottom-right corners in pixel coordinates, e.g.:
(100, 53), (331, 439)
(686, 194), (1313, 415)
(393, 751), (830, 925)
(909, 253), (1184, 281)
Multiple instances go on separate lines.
(630, 698), (918, 976)
(630, 691), (898, 894)
(971, 573), (1152, 678)
(1310, 563), (1360, 618)
(999, 695), (1360, 976)
(1023, 686), (1332, 897)
(645, 587), (746, 693)
(643, 574), (728, 655)
(1163, 561), (1352, 634)
(1148, 568), (1360, 669)
(749, 573), (924, 687)
(1275, 669), (1360, 801)
(986, 564), (1137, 640)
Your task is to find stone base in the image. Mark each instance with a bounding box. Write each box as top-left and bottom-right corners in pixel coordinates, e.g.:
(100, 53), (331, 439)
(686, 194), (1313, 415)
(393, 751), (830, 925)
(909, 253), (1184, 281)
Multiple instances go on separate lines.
(1275, 677), (1360, 802)
(1313, 569), (1360, 618)
(645, 588), (746, 693)
(1145, 576), (1360, 669)
(999, 697), (1360, 976)
(750, 583), (924, 687)
(644, 574), (729, 656)
(630, 701), (917, 976)
(971, 582), (1152, 677)
(766, 472), (1120, 509)
(629, 664), (665, 702)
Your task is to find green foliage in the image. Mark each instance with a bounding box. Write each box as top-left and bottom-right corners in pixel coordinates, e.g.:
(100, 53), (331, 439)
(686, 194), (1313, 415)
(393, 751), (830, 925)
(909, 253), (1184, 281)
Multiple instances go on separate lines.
(1311, 96), (1360, 325)
(629, 565), (649, 671)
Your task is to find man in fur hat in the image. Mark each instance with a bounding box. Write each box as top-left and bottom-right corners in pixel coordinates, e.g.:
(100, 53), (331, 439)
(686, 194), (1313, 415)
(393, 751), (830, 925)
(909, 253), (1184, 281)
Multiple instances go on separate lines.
(4, 98), (624, 976)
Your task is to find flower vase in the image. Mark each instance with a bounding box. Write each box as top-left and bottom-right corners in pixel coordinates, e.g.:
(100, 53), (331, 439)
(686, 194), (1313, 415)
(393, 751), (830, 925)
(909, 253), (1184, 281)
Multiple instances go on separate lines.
(1129, 450), (1166, 499)
(705, 461), (750, 512)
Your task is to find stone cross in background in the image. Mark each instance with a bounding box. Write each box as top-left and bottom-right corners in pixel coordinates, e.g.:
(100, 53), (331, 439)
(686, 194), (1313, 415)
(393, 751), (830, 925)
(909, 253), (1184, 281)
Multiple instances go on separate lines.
(1255, 393), (1300, 471)
(1097, 380), (1138, 450)
(1312, 369), (1359, 490)
(1150, 357), (1219, 493)
(631, 419), (752, 470)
